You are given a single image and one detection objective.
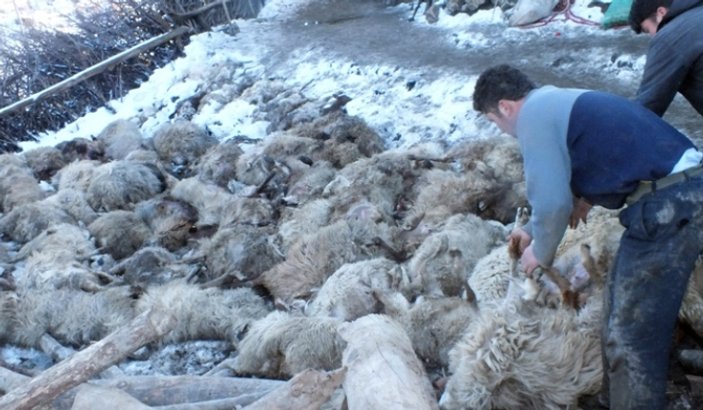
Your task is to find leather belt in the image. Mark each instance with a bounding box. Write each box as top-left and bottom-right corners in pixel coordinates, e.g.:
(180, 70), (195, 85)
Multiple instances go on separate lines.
(626, 164), (703, 206)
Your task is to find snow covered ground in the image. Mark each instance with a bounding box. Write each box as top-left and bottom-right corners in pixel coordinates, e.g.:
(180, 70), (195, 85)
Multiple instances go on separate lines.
(16, 0), (664, 155)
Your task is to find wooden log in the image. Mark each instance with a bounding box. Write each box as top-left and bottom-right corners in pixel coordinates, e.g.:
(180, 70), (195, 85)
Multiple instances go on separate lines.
(39, 334), (124, 379)
(339, 314), (439, 410)
(0, 307), (176, 410)
(51, 376), (286, 409)
(71, 384), (151, 410)
(242, 368), (346, 410)
(0, 26), (191, 119)
(0, 366), (30, 393)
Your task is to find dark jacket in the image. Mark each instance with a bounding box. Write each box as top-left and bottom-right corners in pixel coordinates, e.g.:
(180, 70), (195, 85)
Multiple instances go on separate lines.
(635, 0), (703, 116)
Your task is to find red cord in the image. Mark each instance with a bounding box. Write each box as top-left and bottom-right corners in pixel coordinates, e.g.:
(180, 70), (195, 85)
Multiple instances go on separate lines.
(517, 0), (600, 29)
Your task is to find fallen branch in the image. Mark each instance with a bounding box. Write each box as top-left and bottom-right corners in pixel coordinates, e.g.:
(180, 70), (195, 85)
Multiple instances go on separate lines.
(51, 375), (286, 409)
(242, 368), (347, 410)
(339, 314), (439, 410)
(39, 333), (125, 379)
(0, 366), (30, 394)
(0, 307), (176, 410)
(0, 26), (191, 120)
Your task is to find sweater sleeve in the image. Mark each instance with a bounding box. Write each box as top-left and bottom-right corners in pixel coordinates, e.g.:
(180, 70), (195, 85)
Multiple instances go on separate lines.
(636, 32), (689, 116)
(517, 95), (574, 267)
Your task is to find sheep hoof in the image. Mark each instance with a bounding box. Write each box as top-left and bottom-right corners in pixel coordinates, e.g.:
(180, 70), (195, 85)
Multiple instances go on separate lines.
(562, 290), (580, 310)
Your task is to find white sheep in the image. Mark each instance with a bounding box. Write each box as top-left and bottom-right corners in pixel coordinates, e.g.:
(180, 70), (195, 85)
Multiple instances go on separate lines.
(95, 119), (145, 160)
(305, 257), (409, 321)
(0, 202), (75, 244)
(439, 285), (603, 410)
(51, 159), (101, 193)
(85, 160), (166, 212)
(233, 310), (345, 379)
(136, 281), (271, 345)
(406, 213), (507, 297)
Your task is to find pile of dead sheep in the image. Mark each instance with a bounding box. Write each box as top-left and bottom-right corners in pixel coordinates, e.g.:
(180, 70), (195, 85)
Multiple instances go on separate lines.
(3, 85), (703, 409)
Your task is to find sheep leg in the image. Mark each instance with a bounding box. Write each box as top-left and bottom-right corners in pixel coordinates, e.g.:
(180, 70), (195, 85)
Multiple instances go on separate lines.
(539, 266), (580, 310)
(678, 349), (703, 374)
(0, 307), (177, 409)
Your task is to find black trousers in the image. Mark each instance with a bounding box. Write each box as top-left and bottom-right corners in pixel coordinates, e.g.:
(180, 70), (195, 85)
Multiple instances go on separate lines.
(603, 174), (703, 409)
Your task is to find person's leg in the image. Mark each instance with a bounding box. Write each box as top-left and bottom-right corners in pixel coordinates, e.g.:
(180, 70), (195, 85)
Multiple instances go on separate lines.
(606, 181), (703, 409)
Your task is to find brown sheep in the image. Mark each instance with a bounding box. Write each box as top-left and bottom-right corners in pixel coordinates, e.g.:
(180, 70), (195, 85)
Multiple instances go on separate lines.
(152, 120), (218, 177)
(54, 137), (105, 163)
(293, 110), (385, 169)
(193, 139), (244, 188)
(200, 224), (283, 286)
(88, 210), (152, 260)
(108, 246), (185, 287)
(234, 310), (345, 379)
(86, 160), (166, 212)
(20, 146), (67, 181)
(0, 154), (45, 212)
(134, 198), (198, 251)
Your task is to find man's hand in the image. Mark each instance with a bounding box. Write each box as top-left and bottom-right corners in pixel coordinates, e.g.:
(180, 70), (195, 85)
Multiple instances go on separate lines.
(507, 227), (532, 257)
(520, 244), (540, 275)
(569, 197), (592, 229)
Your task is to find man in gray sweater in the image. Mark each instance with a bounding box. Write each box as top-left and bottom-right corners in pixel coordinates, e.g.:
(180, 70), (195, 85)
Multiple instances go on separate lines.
(473, 64), (703, 409)
(629, 0), (703, 116)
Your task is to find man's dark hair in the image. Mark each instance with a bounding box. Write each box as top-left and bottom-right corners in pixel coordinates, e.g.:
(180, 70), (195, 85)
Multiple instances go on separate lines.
(473, 65), (536, 114)
(628, 0), (673, 33)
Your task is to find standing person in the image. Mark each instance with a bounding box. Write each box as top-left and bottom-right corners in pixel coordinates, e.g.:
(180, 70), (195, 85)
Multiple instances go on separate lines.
(628, 0), (703, 116)
(473, 64), (703, 410)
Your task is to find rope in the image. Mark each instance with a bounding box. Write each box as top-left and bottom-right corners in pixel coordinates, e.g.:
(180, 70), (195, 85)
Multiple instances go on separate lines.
(518, 0), (601, 29)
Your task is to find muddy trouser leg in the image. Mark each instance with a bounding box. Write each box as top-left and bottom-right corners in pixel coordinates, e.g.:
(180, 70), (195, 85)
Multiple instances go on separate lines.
(603, 179), (703, 410)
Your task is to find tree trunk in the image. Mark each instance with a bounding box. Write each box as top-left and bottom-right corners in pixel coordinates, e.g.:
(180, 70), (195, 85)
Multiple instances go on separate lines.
(51, 376), (286, 409)
(339, 314), (439, 410)
(0, 307), (176, 410)
(242, 368), (346, 410)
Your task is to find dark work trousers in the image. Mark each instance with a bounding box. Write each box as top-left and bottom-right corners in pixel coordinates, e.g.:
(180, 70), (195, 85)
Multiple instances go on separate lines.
(602, 174), (703, 410)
